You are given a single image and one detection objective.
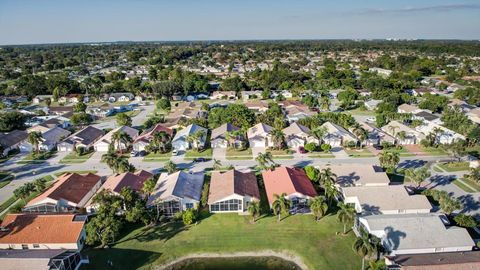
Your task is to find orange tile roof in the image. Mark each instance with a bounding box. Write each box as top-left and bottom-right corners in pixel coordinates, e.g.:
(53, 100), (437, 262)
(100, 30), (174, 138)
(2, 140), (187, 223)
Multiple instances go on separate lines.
(0, 214), (84, 244)
(26, 173), (101, 207)
(262, 167), (317, 205)
(102, 170), (153, 194)
(208, 170), (260, 204)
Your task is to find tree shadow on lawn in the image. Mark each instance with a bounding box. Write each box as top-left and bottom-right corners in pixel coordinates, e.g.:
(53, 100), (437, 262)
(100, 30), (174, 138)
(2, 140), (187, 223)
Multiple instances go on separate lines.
(114, 222), (188, 245)
(82, 248), (162, 270)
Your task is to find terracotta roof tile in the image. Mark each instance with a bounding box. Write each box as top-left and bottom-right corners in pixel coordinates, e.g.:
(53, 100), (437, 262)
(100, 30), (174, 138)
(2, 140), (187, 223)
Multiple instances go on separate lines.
(208, 170), (260, 204)
(262, 167), (317, 205)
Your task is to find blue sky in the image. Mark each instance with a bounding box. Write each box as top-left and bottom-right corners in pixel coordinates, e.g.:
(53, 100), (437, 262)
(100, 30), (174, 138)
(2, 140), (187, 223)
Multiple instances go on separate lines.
(0, 0), (479, 45)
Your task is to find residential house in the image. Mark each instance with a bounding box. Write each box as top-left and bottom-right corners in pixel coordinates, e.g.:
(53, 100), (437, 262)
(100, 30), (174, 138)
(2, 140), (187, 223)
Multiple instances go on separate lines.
(356, 89), (372, 97)
(211, 123), (241, 148)
(86, 104), (115, 119)
(416, 122), (465, 144)
(21, 127), (71, 152)
(328, 164), (390, 187)
(356, 213), (474, 255)
(448, 98), (475, 112)
(467, 108), (480, 125)
(369, 67), (392, 77)
(23, 173), (102, 213)
(94, 126), (138, 152)
(247, 123), (274, 148)
(341, 185), (432, 215)
(133, 124), (174, 152)
(27, 124), (51, 134)
(48, 106), (74, 117)
(283, 122), (318, 149)
(171, 124), (208, 152)
(101, 170), (153, 195)
(364, 99), (382, 111)
(58, 94), (81, 104)
(32, 95), (53, 104)
(57, 126), (104, 152)
(321, 121), (358, 147)
(245, 100), (269, 113)
(0, 249), (88, 270)
(147, 171), (205, 217)
(0, 130), (28, 156)
(359, 122), (395, 146)
(381, 121), (425, 145)
(106, 92), (134, 103)
(271, 90), (293, 99)
(0, 213), (87, 251)
(410, 88), (435, 97)
(208, 170), (260, 213)
(241, 90), (263, 100)
(397, 104), (421, 114)
(262, 167), (317, 212)
(284, 106), (316, 123)
(210, 91), (236, 100)
(413, 111), (441, 124)
(385, 251), (480, 270)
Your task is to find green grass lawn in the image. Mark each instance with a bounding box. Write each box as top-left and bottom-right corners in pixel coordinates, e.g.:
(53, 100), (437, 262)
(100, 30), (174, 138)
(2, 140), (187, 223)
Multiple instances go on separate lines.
(437, 162), (470, 172)
(344, 148), (375, 158)
(54, 171), (98, 177)
(59, 151), (95, 164)
(267, 149), (294, 159)
(81, 214), (360, 270)
(386, 147), (416, 157)
(143, 151), (172, 162)
(18, 151), (55, 164)
(344, 108), (376, 116)
(0, 172), (13, 189)
(453, 177), (480, 193)
(420, 146), (447, 156)
(452, 179), (477, 193)
(185, 148), (213, 160)
(226, 148), (253, 160)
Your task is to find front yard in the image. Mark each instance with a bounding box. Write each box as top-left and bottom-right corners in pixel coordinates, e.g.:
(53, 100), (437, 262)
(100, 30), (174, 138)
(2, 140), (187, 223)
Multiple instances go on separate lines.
(143, 151), (172, 162)
(81, 213), (360, 270)
(59, 151), (95, 164)
(226, 148), (253, 160)
(420, 146), (447, 156)
(452, 177), (480, 193)
(18, 151), (55, 164)
(436, 161), (470, 172)
(185, 148), (213, 160)
(268, 149), (294, 159)
(344, 148), (375, 158)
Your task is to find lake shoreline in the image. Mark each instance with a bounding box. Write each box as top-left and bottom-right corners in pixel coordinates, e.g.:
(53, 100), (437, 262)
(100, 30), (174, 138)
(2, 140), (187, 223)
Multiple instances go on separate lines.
(156, 250), (307, 270)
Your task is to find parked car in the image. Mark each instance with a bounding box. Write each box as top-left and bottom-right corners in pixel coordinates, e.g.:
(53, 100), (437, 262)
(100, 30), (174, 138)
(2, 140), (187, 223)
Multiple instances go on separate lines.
(298, 146), (306, 154)
(193, 157), (207, 162)
(130, 151), (138, 157)
(138, 150), (147, 157)
(172, 149), (178, 155)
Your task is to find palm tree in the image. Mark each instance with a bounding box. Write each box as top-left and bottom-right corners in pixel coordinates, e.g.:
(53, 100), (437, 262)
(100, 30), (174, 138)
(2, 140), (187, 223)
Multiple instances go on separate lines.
(111, 131), (132, 154)
(309, 126), (327, 145)
(368, 260), (386, 270)
(247, 200), (261, 223)
(115, 156), (134, 173)
(142, 178), (156, 197)
(213, 158), (222, 170)
(308, 196), (328, 221)
(337, 202), (355, 234)
(396, 131), (407, 147)
(272, 193), (291, 222)
(319, 167), (337, 185)
(323, 179), (339, 206)
(352, 124), (368, 148)
(27, 131), (43, 154)
(149, 131), (171, 153)
(255, 152), (277, 171)
(378, 151), (400, 173)
(165, 160), (178, 174)
(320, 96), (331, 111)
(404, 167), (431, 189)
(388, 125), (399, 139)
(353, 229), (377, 270)
(101, 152), (119, 173)
(465, 167), (480, 184)
(269, 129), (286, 150)
(192, 130), (206, 151)
(33, 178), (46, 193)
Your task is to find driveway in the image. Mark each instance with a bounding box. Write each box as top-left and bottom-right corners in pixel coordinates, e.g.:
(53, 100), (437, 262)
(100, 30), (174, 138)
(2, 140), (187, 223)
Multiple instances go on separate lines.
(212, 147), (227, 160)
(251, 147), (266, 159)
(331, 147), (349, 159)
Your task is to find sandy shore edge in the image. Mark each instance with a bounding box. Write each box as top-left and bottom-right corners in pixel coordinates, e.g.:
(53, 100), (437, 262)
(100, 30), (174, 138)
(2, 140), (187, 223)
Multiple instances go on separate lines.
(156, 250), (307, 270)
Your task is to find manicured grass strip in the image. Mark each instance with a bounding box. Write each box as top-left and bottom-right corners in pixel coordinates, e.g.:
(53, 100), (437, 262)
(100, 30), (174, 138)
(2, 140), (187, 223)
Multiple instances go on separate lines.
(143, 152), (172, 161)
(226, 148), (252, 160)
(420, 147), (447, 156)
(0, 179), (13, 189)
(344, 148), (375, 158)
(452, 179), (477, 193)
(81, 214), (361, 270)
(307, 153), (335, 158)
(437, 162), (470, 172)
(59, 152), (95, 164)
(54, 171), (98, 177)
(0, 196), (18, 214)
(185, 149), (213, 159)
(460, 178), (480, 192)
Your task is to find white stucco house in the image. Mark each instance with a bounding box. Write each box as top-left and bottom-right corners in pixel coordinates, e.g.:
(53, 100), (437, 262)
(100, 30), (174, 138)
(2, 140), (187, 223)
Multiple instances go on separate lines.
(283, 122), (318, 149)
(94, 125), (139, 152)
(171, 124), (208, 152)
(321, 121), (358, 147)
(210, 123), (241, 149)
(247, 123), (274, 148)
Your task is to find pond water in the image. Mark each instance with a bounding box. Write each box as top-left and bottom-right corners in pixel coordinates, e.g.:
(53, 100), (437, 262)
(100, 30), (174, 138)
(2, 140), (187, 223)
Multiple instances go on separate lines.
(165, 256), (302, 270)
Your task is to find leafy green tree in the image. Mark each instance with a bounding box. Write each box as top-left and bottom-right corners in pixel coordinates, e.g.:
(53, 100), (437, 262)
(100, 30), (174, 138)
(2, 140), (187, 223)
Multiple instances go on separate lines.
(156, 98), (171, 111)
(74, 102), (87, 112)
(142, 178), (157, 197)
(454, 214), (477, 228)
(116, 113), (132, 127)
(321, 144), (332, 152)
(182, 209), (196, 225)
(304, 142), (317, 152)
(378, 151), (400, 173)
(0, 112), (27, 132)
(404, 167), (431, 189)
(70, 112), (92, 126)
(304, 166), (320, 183)
(165, 161), (178, 174)
(309, 196), (328, 221)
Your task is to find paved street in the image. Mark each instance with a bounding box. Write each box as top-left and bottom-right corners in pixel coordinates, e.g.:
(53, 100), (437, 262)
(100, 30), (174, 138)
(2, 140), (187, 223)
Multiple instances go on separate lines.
(92, 104), (155, 130)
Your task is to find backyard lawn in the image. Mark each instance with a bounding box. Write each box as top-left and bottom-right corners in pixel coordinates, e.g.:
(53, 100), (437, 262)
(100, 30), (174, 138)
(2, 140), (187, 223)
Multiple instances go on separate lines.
(143, 151), (172, 162)
(226, 148), (253, 160)
(59, 151), (95, 164)
(81, 213), (360, 270)
(185, 148), (213, 160)
(344, 148), (375, 158)
(437, 162), (470, 172)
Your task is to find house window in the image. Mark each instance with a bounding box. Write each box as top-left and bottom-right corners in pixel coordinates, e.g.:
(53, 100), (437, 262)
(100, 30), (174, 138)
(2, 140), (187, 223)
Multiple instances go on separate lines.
(33, 244), (40, 248)
(210, 199), (242, 212)
(185, 203), (194, 209)
(21, 244), (29, 250)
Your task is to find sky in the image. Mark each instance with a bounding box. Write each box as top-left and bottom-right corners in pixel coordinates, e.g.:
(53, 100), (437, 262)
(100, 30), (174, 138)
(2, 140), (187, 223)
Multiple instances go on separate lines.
(0, 0), (480, 45)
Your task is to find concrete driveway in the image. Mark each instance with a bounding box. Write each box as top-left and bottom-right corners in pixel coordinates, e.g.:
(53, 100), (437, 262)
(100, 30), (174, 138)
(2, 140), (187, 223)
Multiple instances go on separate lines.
(251, 147), (266, 159)
(212, 147), (227, 160)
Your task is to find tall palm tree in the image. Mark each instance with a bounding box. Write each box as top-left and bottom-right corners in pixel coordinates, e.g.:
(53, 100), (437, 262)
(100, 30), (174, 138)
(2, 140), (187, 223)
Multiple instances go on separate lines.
(165, 160), (178, 174)
(378, 151), (400, 173)
(319, 167), (337, 185)
(193, 130), (206, 151)
(465, 167), (480, 184)
(272, 193), (291, 222)
(308, 196), (328, 221)
(404, 167), (431, 189)
(309, 126), (327, 145)
(352, 124), (368, 148)
(151, 131), (171, 153)
(396, 131), (407, 147)
(320, 96), (331, 111)
(112, 131), (133, 154)
(115, 156), (134, 173)
(269, 129), (286, 150)
(27, 131), (43, 154)
(213, 158), (222, 170)
(337, 202), (355, 234)
(255, 152), (277, 171)
(247, 200), (261, 223)
(388, 125), (399, 139)
(102, 152), (119, 173)
(142, 178), (156, 198)
(353, 229), (377, 270)
(323, 179), (339, 206)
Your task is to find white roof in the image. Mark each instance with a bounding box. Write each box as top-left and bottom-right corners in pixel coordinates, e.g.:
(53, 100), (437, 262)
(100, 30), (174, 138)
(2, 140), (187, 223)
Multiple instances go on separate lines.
(95, 126), (139, 145)
(42, 127), (71, 145)
(321, 122), (357, 142)
(360, 213), (474, 253)
(381, 121), (425, 139)
(247, 123), (273, 138)
(327, 164), (390, 187)
(342, 185), (432, 213)
(172, 124), (207, 141)
(147, 171), (205, 205)
(283, 122), (310, 136)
